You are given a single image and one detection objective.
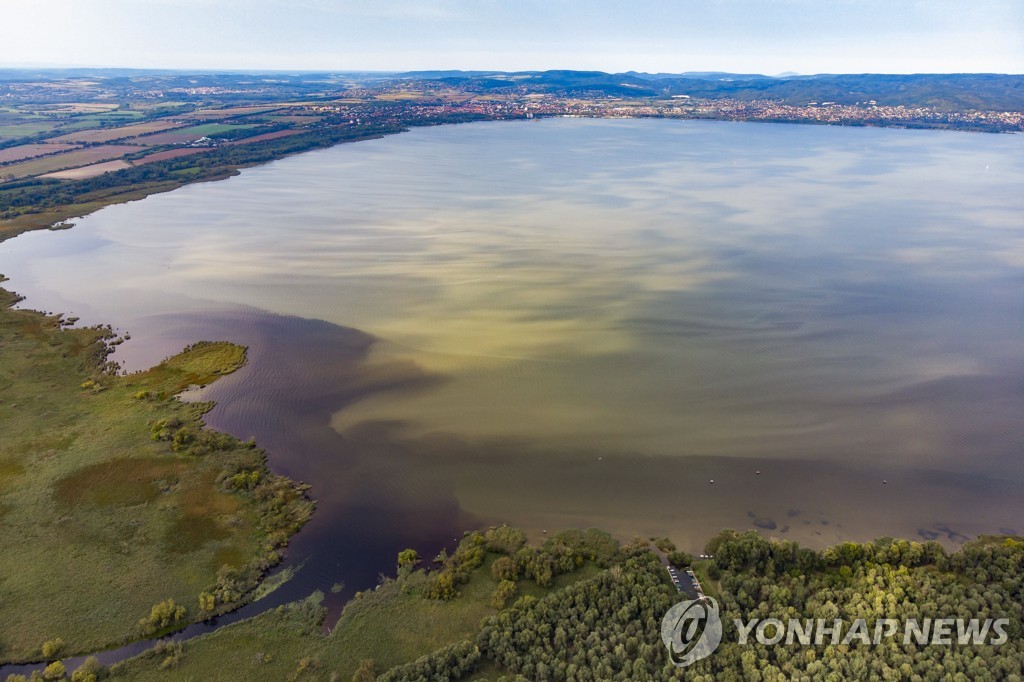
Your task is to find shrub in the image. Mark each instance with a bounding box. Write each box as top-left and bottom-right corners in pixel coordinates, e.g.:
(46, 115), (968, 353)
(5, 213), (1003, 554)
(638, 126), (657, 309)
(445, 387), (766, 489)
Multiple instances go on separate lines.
(490, 556), (518, 581)
(41, 638), (64, 659)
(397, 549), (420, 570)
(653, 537), (676, 553)
(490, 579), (517, 609)
(667, 550), (693, 568)
(138, 598), (187, 635)
(42, 661), (66, 680)
(351, 659), (376, 682)
(198, 591), (216, 612)
(70, 656), (105, 682)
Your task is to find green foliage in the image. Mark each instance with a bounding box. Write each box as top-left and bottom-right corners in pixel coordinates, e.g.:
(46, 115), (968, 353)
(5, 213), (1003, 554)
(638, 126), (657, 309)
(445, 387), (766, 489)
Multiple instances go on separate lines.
(666, 550), (692, 568)
(137, 599), (187, 636)
(41, 661), (66, 680)
(198, 591), (216, 612)
(377, 641), (482, 682)
(426, 571), (460, 601)
(88, 527), (1024, 681)
(40, 638), (64, 659)
(398, 549), (421, 570)
(70, 656), (105, 682)
(681, 533), (1024, 680)
(484, 525), (528, 554)
(490, 556), (517, 581)
(350, 658), (376, 682)
(403, 531), (1024, 681)
(490, 580), (518, 610)
(0, 293), (311, 662)
(478, 552), (674, 680)
(652, 537), (676, 553)
(156, 643), (183, 671)
(424, 527), (616, 601)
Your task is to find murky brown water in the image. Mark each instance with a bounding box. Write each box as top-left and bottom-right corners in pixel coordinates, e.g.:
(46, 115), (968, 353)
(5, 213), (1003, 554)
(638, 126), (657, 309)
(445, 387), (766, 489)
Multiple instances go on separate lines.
(2, 119), (1023, 606)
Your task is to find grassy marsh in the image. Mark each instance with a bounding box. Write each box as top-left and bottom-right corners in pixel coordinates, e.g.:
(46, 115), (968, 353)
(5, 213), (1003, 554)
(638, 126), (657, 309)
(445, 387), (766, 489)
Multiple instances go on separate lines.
(0, 281), (312, 664)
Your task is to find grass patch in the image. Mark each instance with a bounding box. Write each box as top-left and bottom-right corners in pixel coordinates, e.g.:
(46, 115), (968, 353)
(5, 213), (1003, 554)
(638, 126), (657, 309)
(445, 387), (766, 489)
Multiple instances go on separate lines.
(135, 124), (257, 146)
(164, 514), (233, 554)
(0, 122), (62, 141)
(54, 457), (185, 507)
(138, 341), (247, 394)
(0, 459), (26, 490)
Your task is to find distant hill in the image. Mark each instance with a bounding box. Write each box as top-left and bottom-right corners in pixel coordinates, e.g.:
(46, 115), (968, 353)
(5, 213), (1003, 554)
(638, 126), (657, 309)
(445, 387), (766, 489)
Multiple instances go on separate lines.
(1, 67), (1021, 111)
(392, 70), (1024, 110)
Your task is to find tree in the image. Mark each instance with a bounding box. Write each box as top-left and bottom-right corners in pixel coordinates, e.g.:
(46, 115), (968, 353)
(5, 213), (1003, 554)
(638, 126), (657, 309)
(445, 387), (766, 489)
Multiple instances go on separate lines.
(397, 548), (421, 570)
(42, 661), (66, 681)
(70, 657), (105, 682)
(491, 580), (518, 609)
(667, 551), (693, 568)
(139, 598), (188, 635)
(491, 556), (518, 581)
(41, 638), (64, 659)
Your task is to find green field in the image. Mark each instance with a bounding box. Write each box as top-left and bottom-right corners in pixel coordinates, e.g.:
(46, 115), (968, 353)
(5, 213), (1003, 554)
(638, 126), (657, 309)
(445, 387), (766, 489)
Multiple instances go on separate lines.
(136, 124), (257, 146)
(1, 145), (139, 179)
(0, 122), (62, 142)
(0, 281), (312, 664)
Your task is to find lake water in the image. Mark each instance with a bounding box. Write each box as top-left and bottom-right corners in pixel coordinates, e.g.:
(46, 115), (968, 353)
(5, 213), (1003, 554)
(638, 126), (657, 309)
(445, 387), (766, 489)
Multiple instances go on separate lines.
(2, 118), (1023, 616)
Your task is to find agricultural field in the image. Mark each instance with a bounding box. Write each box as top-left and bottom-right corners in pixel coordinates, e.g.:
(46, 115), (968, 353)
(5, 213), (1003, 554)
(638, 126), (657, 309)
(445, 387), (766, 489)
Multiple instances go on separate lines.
(132, 147), (212, 165)
(0, 289), (312, 662)
(223, 129), (306, 145)
(133, 123), (256, 146)
(0, 121), (66, 142)
(46, 120), (186, 144)
(0, 110), (143, 144)
(263, 114), (325, 125)
(0, 145), (140, 180)
(40, 159), (133, 180)
(186, 106), (283, 119)
(37, 102), (121, 114)
(0, 143), (80, 165)
(376, 90), (431, 101)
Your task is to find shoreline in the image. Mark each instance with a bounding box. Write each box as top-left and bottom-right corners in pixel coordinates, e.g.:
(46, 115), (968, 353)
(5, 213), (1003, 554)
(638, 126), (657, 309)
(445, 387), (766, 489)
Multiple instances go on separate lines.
(2, 108), (1018, 247)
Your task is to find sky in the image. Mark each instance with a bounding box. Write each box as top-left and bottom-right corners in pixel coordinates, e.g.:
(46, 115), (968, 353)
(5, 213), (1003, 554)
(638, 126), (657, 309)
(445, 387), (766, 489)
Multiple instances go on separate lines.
(1, 0), (1022, 74)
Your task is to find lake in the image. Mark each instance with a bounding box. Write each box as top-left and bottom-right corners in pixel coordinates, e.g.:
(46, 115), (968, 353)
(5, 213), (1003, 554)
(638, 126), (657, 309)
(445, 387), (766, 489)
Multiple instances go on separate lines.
(2, 118), (1023, 614)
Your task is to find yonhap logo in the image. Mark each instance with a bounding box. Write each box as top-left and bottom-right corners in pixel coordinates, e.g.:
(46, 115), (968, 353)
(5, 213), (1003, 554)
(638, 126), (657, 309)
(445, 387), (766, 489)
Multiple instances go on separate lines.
(661, 597), (723, 668)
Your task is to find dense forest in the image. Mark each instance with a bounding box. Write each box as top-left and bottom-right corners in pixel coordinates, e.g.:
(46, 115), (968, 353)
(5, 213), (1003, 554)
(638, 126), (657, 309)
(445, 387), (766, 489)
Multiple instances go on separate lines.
(382, 530), (1024, 681)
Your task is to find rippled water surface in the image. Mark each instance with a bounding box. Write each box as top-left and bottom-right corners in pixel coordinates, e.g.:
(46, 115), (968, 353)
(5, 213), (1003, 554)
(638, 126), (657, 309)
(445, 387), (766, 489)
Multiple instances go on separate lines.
(2, 118), (1023, 608)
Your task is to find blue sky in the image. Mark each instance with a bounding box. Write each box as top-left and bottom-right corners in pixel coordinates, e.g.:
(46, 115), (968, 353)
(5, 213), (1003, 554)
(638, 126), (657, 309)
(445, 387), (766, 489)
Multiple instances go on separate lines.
(1, 0), (1022, 74)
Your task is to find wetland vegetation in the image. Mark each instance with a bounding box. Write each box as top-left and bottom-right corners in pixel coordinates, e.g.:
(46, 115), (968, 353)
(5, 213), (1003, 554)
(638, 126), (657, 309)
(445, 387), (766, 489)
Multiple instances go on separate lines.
(0, 279), (312, 666)
(91, 528), (1024, 681)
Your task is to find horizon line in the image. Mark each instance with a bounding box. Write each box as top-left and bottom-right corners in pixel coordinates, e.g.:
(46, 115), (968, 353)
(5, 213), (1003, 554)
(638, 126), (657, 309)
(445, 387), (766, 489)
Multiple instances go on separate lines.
(0, 65), (1021, 78)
